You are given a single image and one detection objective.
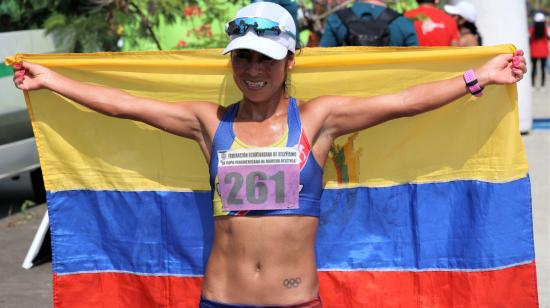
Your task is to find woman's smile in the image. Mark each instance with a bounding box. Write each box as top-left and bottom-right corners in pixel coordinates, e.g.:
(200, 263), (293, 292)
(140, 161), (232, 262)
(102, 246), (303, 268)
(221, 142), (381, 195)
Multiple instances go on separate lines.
(244, 80), (267, 90)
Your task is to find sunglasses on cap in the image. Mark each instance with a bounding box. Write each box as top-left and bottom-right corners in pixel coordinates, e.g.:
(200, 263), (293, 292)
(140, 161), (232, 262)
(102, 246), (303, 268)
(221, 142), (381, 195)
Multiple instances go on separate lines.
(225, 17), (296, 39)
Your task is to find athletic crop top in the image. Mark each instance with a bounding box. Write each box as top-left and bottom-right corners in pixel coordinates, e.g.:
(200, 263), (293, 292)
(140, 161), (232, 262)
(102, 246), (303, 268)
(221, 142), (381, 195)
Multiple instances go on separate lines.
(209, 97), (323, 217)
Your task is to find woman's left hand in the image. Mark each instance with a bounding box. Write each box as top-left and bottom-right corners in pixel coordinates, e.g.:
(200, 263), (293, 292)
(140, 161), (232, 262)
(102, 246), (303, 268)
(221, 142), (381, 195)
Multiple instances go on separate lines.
(476, 50), (527, 86)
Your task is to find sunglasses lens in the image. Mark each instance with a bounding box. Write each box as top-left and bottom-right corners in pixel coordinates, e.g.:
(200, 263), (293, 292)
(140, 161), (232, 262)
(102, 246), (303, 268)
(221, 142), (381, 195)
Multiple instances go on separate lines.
(226, 21), (247, 35)
(258, 29), (281, 36)
(249, 18), (279, 31)
(226, 17), (282, 37)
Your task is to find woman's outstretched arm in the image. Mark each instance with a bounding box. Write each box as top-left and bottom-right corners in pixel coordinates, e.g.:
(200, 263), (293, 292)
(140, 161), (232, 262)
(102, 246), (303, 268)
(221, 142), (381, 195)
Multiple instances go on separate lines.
(305, 50), (527, 140)
(12, 61), (220, 142)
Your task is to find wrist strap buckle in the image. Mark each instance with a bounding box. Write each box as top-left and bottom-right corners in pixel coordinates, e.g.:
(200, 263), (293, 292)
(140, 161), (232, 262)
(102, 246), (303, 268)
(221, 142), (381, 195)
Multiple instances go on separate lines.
(464, 69), (484, 97)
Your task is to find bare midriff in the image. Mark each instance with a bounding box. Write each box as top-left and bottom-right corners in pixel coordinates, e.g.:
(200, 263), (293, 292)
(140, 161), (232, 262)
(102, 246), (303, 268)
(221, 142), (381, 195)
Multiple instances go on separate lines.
(201, 215), (319, 305)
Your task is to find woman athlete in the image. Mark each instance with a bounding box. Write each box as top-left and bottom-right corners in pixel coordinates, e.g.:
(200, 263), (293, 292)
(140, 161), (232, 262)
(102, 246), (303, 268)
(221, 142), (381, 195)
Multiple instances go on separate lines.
(13, 2), (526, 307)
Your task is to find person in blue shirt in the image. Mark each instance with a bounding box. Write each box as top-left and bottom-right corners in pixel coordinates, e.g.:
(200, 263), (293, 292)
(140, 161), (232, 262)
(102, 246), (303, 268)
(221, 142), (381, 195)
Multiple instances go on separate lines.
(320, 0), (418, 47)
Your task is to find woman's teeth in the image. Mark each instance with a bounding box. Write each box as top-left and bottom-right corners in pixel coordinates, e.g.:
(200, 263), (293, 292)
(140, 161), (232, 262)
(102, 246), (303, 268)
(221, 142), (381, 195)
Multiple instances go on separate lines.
(245, 80), (266, 88)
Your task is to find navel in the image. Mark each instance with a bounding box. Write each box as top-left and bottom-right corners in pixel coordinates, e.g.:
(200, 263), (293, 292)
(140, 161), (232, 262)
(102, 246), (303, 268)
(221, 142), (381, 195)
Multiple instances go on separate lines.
(255, 262), (262, 272)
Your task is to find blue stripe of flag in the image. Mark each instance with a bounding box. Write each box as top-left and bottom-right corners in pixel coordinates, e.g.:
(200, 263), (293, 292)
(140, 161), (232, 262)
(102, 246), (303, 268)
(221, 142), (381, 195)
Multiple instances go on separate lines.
(48, 177), (534, 275)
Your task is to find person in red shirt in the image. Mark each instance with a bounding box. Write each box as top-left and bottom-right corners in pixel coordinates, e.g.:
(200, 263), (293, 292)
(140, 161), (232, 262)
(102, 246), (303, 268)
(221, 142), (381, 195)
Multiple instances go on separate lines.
(530, 12), (549, 87)
(404, 0), (459, 46)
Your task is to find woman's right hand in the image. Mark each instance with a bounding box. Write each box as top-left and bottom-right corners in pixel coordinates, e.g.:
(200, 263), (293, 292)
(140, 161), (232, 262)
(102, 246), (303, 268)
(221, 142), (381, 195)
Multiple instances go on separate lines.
(13, 61), (52, 91)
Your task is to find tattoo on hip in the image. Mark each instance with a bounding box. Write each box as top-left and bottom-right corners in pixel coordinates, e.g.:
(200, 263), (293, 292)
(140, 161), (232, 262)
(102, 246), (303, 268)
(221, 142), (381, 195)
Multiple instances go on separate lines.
(283, 277), (302, 288)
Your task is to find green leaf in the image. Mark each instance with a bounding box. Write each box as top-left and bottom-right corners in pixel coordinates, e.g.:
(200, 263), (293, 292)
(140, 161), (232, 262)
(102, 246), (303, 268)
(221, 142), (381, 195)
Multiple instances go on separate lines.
(0, 0), (22, 21)
(43, 12), (66, 30)
(30, 0), (50, 11)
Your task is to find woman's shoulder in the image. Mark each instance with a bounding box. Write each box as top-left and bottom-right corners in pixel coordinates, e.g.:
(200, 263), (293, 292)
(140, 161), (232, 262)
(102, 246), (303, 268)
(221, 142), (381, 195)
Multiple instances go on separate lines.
(172, 100), (230, 125)
(176, 100), (225, 111)
(296, 95), (340, 117)
(296, 95), (330, 106)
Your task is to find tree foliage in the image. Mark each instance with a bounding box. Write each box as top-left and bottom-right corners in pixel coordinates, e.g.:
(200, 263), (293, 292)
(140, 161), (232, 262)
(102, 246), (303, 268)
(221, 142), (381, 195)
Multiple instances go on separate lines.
(528, 0), (550, 11)
(172, 0), (248, 50)
(43, 0), (190, 52)
(1, 0), (249, 52)
(387, 0), (418, 13)
(0, 0), (52, 31)
(1, 0), (437, 52)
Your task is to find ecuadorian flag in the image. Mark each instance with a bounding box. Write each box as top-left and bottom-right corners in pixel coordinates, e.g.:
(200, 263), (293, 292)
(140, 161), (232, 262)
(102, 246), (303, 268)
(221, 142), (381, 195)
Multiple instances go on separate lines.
(6, 45), (538, 307)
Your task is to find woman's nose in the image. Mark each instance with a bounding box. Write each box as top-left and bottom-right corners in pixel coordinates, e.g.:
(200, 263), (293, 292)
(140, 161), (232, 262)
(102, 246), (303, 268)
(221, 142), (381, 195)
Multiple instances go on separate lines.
(246, 60), (264, 75)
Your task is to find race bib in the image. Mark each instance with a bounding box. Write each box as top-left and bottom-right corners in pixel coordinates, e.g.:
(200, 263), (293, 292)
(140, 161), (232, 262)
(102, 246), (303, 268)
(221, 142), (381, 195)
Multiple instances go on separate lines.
(217, 148), (300, 211)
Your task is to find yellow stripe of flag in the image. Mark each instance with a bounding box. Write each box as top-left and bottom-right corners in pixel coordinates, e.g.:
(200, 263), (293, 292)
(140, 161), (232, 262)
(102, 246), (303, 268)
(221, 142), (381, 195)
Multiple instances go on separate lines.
(6, 45), (527, 191)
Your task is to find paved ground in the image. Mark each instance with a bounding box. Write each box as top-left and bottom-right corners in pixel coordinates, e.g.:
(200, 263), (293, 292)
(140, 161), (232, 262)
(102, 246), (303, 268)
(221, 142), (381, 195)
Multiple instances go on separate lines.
(527, 82), (550, 308)
(0, 85), (548, 307)
(0, 204), (52, 308)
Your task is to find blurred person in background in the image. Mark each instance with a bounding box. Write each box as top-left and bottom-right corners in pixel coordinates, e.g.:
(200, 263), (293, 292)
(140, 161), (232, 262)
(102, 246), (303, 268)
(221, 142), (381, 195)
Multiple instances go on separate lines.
(444, 1), (482, 47)
(320, 0), (418, 47)
(547, 19), (550, 74)
(529, 12), (549, 88)
(404, 0), (459, 46)
(252, 0), (301, 48)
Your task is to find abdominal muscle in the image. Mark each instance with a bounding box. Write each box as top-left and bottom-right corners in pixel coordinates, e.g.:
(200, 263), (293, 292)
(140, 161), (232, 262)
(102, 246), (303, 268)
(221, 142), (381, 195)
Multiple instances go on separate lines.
(201, 215), (319, 305)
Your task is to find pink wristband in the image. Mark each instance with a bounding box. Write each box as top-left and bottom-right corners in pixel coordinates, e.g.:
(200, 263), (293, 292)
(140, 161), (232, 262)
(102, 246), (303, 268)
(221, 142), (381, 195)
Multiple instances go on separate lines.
(463, 69), (483, 97)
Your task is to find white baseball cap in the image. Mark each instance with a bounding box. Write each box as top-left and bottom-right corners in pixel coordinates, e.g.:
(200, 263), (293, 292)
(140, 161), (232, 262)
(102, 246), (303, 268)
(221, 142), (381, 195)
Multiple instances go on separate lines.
(223, 2), (297, 60)
(444, 2), (478, 23)
(534, 12), (546, 23)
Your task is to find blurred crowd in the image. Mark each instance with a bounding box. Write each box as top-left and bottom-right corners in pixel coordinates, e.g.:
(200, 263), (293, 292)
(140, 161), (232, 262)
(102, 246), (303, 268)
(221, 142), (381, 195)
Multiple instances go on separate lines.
(257, 0), (549, 87)
(258, 0), (485, 48)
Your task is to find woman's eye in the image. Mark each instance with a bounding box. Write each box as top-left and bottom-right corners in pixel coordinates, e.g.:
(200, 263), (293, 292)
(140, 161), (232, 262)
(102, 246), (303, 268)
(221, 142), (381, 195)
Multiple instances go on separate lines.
(235, 53), (249, 59)
(232, 53), (252, 65)
(260, 56), (275, 64)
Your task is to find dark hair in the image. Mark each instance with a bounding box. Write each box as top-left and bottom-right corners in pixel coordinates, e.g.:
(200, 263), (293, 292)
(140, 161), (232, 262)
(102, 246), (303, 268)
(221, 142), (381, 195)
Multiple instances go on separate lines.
(461, 21), (483, 45)
(416, 0), (436, 4)
(283, 50), (299, 93)
(533, 21), (546, 39)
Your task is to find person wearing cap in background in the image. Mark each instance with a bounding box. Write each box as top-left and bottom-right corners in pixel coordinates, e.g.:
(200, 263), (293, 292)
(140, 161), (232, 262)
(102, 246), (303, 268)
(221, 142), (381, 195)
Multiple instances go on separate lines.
(320, 0), (418, 47)
(444, 1), (483, 47)
(529, 12), (549, 88)
(12, 2), (527, 307)
(404, 0), (459, 46)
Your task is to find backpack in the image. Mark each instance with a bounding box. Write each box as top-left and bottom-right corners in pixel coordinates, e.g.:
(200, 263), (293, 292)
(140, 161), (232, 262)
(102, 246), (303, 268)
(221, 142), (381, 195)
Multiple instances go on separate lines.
(335, 7), (401, 46)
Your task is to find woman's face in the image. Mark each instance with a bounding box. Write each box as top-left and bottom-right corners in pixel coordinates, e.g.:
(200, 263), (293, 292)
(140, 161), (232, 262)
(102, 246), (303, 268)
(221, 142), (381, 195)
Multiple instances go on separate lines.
(231, 49), (294, 102)
(460, 27), (472, 36)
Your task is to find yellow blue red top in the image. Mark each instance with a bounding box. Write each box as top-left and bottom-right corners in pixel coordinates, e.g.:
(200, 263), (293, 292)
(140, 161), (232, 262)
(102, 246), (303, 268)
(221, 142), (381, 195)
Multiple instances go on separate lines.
(209, 97), (323, 216)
